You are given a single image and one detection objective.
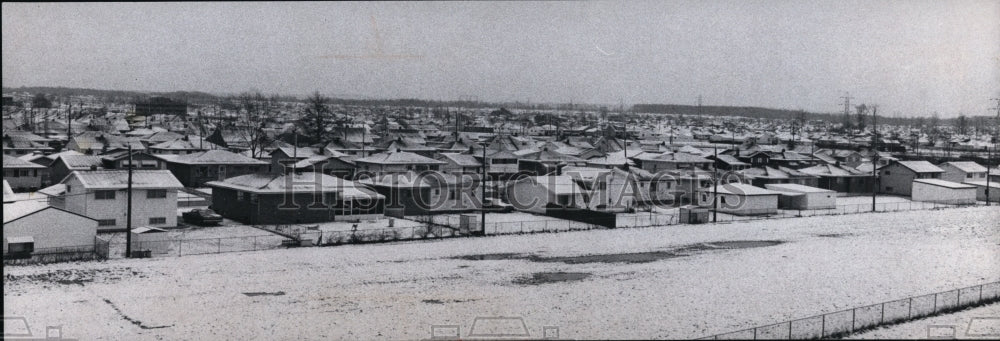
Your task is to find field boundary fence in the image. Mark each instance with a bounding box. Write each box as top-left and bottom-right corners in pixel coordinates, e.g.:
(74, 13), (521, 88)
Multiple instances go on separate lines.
(698, 281), (1000, 340)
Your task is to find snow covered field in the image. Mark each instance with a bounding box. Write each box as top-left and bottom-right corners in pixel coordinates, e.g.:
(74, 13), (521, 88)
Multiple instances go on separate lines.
(4, 206), (998, 340)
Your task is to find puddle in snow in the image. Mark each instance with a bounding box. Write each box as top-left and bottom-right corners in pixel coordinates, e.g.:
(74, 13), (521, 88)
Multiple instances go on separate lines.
(527, 251), (684, 264)
(703, 240), (784, 249)
(513, 272), (591, 285)
(454, 240), (785, 265)
(244, 291), (286, 297)
(453, 253), (523, 261)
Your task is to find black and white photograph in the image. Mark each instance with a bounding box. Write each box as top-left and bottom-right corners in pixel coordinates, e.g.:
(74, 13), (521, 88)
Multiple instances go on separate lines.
(2, 1), (999, 339)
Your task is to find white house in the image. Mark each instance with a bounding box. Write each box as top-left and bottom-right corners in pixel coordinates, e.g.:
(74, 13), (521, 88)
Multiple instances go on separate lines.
(764, 183), (837, 210)
(47, 170), (183, 231)
(562, 166), (638, 212)
(698, 183), (781, 215)
(3, 200), (98, 256)
(506, 175), (587, 213)
(962, 181), (999, 203)
(938, 161), (988, 184)
(910, 179), (976, 204)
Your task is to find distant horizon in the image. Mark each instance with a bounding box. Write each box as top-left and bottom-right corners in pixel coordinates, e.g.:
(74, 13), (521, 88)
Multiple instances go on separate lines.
(6, 84), (998, 119)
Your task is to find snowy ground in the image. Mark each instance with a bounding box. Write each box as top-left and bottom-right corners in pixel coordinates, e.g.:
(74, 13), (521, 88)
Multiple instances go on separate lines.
(4, 206), (998, 340)
(847, 302), (1000, 339)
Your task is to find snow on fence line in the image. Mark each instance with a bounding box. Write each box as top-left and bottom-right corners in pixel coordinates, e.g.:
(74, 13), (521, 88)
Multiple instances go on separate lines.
(700, 281), (1000, 340)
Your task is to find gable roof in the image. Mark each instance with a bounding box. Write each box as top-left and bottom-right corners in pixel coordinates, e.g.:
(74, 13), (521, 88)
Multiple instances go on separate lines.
(65, 170), (183, 189)
(207, 172), (377, 196)
(892, 161), (944, 173)
(940, 161), (987, 173)
(437, 153), (482, 167)
(706, 183), (782, 196)
(159, 150), (267, 165)
(57, 155), (105, 169)
(3, 155), (46, 169)
(355, 151), (445, 165)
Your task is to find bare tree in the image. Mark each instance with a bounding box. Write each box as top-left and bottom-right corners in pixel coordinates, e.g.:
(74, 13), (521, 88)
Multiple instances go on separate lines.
(299, 91), (332, 144)
(234, 91), (276, 158)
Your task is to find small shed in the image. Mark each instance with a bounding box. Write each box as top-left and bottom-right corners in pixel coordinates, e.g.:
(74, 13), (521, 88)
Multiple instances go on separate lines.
(962, 181), (999, 203)
(130, 226), (171, 255)
(911, 179), (976, 204)
(679, 205), (709, 224)
(765, 183), (837, 210)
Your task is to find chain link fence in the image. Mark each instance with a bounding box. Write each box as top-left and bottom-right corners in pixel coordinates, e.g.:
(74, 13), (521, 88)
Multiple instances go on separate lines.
(700, 282), (1000, 340)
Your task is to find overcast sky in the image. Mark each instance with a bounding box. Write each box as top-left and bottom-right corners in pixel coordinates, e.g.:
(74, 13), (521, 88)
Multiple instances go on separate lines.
(3, 1), (998, 116)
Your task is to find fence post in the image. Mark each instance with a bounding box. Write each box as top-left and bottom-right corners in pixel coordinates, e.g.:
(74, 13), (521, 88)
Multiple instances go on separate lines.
(788, 320), (792, 339)
(821, 314), (825, 338)
(851, 308), (856, 332)
(908, 297), (912, 318)
(933, 293), (938, 312)
(253, 236), (258, 251)
(957, 289), (961, 307)
(753, 327), (757, 340)
(980, 284), (983, 302)
(881, 302), (885, 324)
(217, 238), (221, 253)
(178, 239), (183, 257)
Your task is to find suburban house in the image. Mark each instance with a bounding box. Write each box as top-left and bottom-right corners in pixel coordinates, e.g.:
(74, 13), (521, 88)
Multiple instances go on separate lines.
(764, 183), (837, 210)
(741, 166), (820, 188)
(798, 163), (874, 194)
(562, 166), (638, 212)
(360, 172), (482, 216)
(878, 161), (944, 196)
(697, 183), (781, 215)
(435, 153), (483, 174)
(938, 161), (988, 184)
(517, 149), (587, 176)
(627, 167), (678, 205)
(632, 152), (713, 172)
(100, 150), (165, 170)
(147, 136), (224, 155)
(962, 181), (999, 203)
(3, 200), (99, 260)
(47, 170), (183, 231)
(910, 179), (977, 204)
(354, 151), (445, 175)
(48, 155), (105, 185)
(65, 131), (146, 155)
(506, 175), (587, 213)
(157, 150), (268, 187)
(3, 155), (48, 191)
(2, 132), (55, 156)
(206, 172), (385, 224)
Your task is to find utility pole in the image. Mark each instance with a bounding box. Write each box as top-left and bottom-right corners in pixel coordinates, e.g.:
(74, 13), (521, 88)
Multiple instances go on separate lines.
(871, 105), (878, 212)
(125, 145), (134, 258)
(713, 145), (718, 223)
(987, 98), (1000, 205)
(480, 144), (487, 236)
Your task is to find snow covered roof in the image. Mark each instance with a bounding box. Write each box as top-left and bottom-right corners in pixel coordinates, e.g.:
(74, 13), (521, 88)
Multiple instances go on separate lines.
(940, 161), (987, 174)
(2, 155), (45, 169)
(704, 183), (782, 196)
(66, 170), (183, 190)
(355, 151), (445, 165)
(764, 183), (834, 194)
(437, 153), (482, 167)
(206, 172), (376, 196)
(160, 150), (267, 165)
(913, 179), (975, 189)
(892, 161), (944, 173)
(3, 200), (52, 223)
(799, 164), (867, 177)
(58, 155), (105, 169)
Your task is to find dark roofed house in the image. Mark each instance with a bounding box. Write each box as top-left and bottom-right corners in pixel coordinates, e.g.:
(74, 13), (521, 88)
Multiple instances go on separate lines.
(157, 149), (268, 187)
(2, 133), (55, 156)
(49, 155), (105, 185)
(66, 131), (145, 155)
(205, 172), (384, 224)
(798, 163), (874, 194)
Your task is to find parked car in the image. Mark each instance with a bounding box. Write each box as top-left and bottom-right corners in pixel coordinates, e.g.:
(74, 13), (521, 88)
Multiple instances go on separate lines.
(182, 208), (223, 226)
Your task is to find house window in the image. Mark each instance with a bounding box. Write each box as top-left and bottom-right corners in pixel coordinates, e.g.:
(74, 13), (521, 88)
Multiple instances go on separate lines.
(147, 189), (167, 198)
(95, 190), (116, 200)
(720, 196), (727, 204)
(433, 189), (440, 196)
(884, 170), (890, 175)
(7, 241), (33, 254)
(449, 190), (456, 200)
(237, 191), (245, 201)
(149, 217), (167, 225)
(886, 186), (894, 193)
(250, 193), (259, 203)
(19, 170), (30, 176)
(98, 219), (117, 226)
(967, 173), (973, 178)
